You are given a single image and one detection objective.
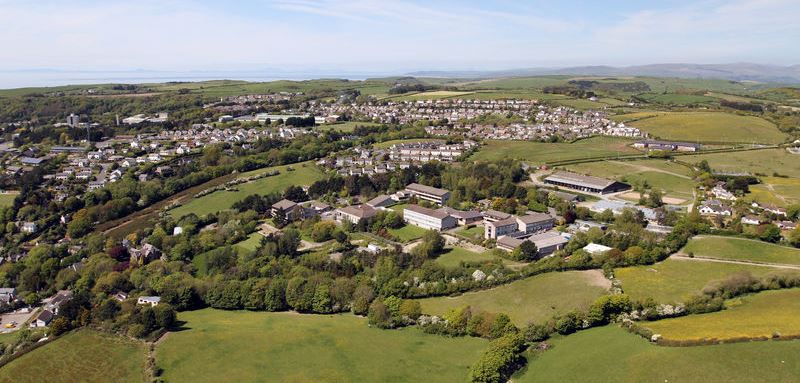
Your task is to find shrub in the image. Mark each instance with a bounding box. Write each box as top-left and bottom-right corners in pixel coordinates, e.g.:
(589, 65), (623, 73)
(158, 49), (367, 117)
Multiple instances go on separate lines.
(469, 333), (527, 383)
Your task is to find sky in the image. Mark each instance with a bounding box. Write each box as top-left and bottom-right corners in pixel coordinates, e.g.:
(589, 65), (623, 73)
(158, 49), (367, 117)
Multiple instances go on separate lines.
(0, 0), (798, 73)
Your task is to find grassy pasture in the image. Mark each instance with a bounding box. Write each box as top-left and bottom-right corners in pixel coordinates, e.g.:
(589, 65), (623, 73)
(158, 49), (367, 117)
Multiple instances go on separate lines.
(315, 121), (382, 132)
(156, 309), (486, 383)
(682, 236), (800, 265)
(470, 136), (639, 164)
(417, 270), (609, 326)
(168, 162), (325, 219)
(0, 330), (145, 383)
(615, 257), (776, 303)
(615, 111), (785, 144)
(681, 148), (800, 178)
(637, 92), (717, 105)
(747, 176), (800, 207)
(387, 90), (476, 101)
(515, 325), (800, 383)
(645, 288), (800, 341)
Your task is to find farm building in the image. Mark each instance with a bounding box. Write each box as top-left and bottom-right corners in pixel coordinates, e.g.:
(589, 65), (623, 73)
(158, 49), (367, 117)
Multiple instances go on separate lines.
(544, 171), (629, 194)
(632, 140), (701, 152)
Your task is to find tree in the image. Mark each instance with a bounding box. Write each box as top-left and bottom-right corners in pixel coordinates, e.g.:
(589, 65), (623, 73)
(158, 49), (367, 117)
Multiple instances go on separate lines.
(647, 188), (664, 208)
(759, 224), (782, 243)
(514, 241), (538, 261)
(367, 300), (393, 328)
(49, 316), (71, 336)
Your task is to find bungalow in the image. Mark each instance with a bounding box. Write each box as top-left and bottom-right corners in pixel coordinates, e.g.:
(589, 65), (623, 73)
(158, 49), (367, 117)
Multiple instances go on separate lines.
(777, 221), (798, 231)
(404, 183), (450, 205)
(29, 310), (54, 328)
(137, 296), (161, 307)
(43, 290), (73, 315)
(403, 204), (457, 231)
(336, 204), (378, 225)
(741, 215), (762, 225)
(698, 203), (733, 216)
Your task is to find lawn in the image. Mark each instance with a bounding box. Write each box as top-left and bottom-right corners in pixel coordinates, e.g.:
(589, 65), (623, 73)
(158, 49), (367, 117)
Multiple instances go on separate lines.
(233, 232), (264, 255)
(682, 236), (800, 265)
(645, 288), (800, 342)
(455, 225), (484, 242)
(681, 148), (800, 178)
(747, 176), (800, 207)
(515, 325), (800, 383)
(615, 257), (776, 303)
(417, 270), (609, 326)
(168, 162), (325, 218)
(387, 224), (428, 242)
(156, 309), (487, 383)
(470, 136), (639, 164)
(614, 111), (785, 144)
(0, 330), (145, 383)
(435, 247), (498, 269)
(0, 193), (17, 208)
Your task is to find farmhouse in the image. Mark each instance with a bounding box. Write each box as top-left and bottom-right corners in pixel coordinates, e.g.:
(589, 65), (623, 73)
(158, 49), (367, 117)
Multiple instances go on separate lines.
(29, 309), (54, 328)
(543, 171), (629, 195)
(404, 183), (450, 205)
(403, 205), (457, 231)
(336, 204), (378, 225)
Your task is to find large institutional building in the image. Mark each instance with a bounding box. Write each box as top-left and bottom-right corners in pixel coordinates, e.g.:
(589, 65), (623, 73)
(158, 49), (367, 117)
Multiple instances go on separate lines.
(543, 171), (629, 195)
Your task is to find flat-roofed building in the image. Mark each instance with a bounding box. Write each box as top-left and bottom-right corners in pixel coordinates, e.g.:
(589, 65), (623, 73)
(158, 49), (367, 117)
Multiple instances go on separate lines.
(336, 204), (378, 225)
(403, 204), (457, 231)
(496, 230), (569, 258)
(404, 183), (450, 205)
(543, 171), (629, 195)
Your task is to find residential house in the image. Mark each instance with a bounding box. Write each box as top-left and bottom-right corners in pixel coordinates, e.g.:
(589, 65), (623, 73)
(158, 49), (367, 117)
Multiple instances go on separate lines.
(0, 287), (16, 304)
(741, 215), (762, 225)
(271, 199), (303, 222)
(137, 296), (161, 306)
(29, 310), (54, 328)
(129, 243), (162, 265)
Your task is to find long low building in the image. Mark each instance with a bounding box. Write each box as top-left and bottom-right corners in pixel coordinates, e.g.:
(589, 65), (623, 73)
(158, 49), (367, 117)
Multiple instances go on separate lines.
(496, 230), (569, 258)
(403, 204), (457, 231)
(485, 213), (555, 239)
(543, 171), (629, 195)
(404, 183), (450, 205)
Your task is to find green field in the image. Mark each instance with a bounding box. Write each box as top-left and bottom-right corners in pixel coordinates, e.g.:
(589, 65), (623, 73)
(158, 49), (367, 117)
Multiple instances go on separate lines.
(747, 177), (800, 207)
(0, 330), (145, 383)
(417, 270), (609, 326)
(682, 236), (800, 265)
(614, 111), (785, 144)
(386, 90), (477, 101)
(455, 225), (484, 241)
(681, 148), (800, 178)
(0, 193), (17, 208)
(387, 224), (429, 242)
(645, 288), (800, 341)
(315, 121), (382, 132)
(168, 163), (325, 218)
(470, 136), (639, 164)
(435, 247), (498, 268)
(156, 309), (486, 383)
(516, 325), (800, 383)
(637, 92), (717, 105)
(615, 257), (776, 303)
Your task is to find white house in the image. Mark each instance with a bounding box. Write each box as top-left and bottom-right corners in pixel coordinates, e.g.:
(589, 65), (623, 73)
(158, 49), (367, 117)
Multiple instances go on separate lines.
(137, 296), (161, 306)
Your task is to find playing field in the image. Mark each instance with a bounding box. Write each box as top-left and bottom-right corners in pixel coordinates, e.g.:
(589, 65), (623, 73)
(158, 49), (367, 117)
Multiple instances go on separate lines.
(747, 177), (800, 207)
(168, 163), (325, 218)
(156, 309), (486, 383)
(681, 148), (800, 178)
(417, 270), (610, 326)
(682, 236), (800, 265)
(515, 325), (800, 383)
(315, 121), (382, 132)
(645, 288), (800, 341)
(614, 111), (785, 144)
(470, 136), (639, 164)
(0, 330), (145, 383)
(615, 257), (776, 303)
